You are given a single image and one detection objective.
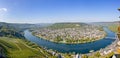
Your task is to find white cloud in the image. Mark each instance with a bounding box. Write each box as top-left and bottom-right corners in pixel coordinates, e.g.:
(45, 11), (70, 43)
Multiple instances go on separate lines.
(0, 8), (7, 21)
(0, 8), (7, 12)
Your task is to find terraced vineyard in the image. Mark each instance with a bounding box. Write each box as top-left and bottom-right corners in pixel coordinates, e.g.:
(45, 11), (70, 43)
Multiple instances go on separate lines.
(0, 37), (56, 58)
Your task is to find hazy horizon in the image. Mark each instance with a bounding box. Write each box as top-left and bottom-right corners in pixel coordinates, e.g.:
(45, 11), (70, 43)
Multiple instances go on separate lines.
(0, 20), (119, 24)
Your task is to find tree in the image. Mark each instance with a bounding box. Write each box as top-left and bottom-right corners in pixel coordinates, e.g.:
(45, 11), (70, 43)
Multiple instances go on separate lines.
(82, 54), (88, 58)
(94, 52), (101, 57)
(54, 35), (63, 42)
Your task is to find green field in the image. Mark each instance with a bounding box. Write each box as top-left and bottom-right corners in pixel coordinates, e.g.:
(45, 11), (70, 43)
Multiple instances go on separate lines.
(108, 24), (118, 33)
(0, 37), (56, 58)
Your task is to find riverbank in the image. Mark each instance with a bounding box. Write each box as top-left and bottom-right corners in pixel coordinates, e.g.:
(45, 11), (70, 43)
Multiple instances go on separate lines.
(33, 33), (106, 44)
(24, 27), (115, 54)
(44, 34), (117, 58)
(38, 38), (116, 58)
(32, 24), (106, 44)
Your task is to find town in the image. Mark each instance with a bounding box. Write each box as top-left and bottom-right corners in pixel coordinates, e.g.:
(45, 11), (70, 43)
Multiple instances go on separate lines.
(33, 25), (106, 44)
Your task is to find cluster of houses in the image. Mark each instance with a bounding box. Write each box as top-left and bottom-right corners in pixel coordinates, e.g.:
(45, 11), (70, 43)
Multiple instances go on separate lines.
(34, 26), (105, 43)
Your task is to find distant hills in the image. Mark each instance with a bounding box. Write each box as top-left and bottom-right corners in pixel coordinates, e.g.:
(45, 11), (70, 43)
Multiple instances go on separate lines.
(0, 22), (52, 38)
(47, 22), (89, 29)
(0, 22), (52, 31)
(0, 22), (24, 38)
(89, 21), (120, 32)
(89, 21), (119, 26)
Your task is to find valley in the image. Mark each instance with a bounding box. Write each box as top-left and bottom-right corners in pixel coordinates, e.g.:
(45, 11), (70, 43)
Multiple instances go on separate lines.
(0, 22), (118, 58)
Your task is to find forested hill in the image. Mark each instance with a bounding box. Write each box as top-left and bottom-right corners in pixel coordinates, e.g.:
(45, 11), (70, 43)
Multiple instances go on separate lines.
(0, 22), (51, 38)
(0, 24), (24, 39)
(0, 22), (52, 31)
(0, 22), (36, 38)
(0, 22), (34, 38)
(47, 23), (89, 29)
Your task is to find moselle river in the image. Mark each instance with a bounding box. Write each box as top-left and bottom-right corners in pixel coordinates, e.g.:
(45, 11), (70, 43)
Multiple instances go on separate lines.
(24, 27), (116, 54)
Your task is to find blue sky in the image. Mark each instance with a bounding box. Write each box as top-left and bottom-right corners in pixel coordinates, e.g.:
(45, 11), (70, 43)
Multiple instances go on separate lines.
(0, 0), (120, 23)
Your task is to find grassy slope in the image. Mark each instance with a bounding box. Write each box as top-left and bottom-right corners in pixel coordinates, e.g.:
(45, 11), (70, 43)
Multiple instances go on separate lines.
(108, 24), (118, 33)
(0, 37), (56, 58)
